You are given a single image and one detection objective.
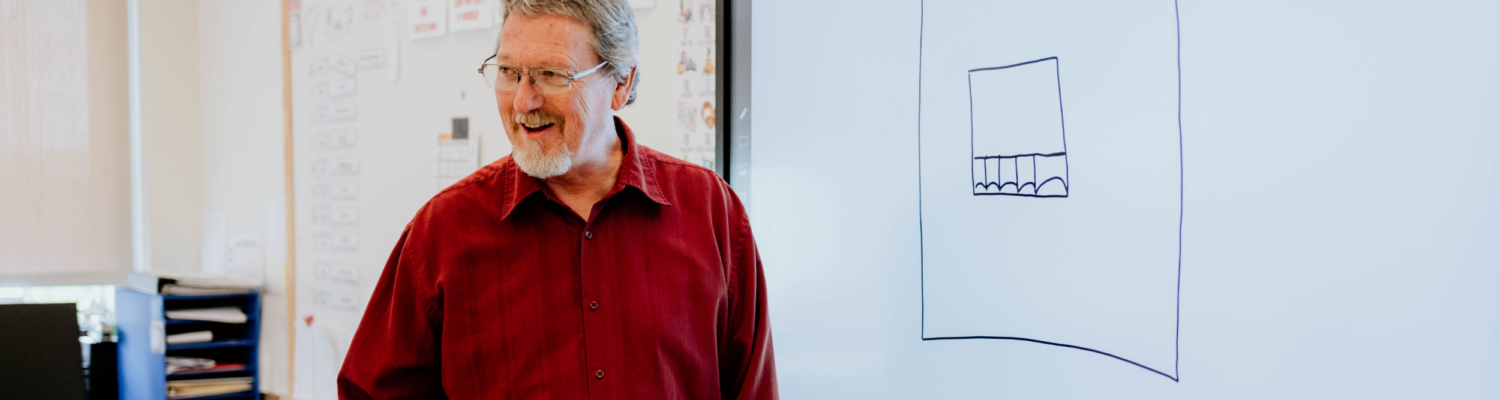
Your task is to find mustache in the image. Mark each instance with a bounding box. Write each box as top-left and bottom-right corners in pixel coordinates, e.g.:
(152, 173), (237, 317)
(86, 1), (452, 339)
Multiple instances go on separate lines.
(513, 111), (561, 127)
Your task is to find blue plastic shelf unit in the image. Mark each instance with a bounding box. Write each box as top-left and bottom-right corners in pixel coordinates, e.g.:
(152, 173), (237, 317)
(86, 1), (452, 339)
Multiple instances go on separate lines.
(117, 289), (261, 400)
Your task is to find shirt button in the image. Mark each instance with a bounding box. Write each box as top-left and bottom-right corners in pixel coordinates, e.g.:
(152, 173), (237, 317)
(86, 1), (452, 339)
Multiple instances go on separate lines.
(585, 231), (593, 239)
(589, 301), (599, 310)
(595, 369), (605, 379)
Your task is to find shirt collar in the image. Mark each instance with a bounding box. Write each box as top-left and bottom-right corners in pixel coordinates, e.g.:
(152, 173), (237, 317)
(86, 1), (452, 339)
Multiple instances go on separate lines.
(499, 116), (671, 221)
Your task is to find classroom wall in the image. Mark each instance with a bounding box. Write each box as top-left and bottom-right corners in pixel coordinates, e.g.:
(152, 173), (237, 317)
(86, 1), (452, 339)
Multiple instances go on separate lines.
(137, 0), (204, 275)
(194, 0), (291, 395)
(131, 0), (289, 394)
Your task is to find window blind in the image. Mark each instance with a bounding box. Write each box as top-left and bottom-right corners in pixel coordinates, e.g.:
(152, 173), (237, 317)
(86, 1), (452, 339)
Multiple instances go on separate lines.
(0, 0), (131, 285)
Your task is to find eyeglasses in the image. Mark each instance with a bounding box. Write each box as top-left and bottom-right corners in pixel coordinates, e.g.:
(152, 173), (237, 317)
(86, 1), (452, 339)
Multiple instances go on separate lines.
(479, 55), (608, 95)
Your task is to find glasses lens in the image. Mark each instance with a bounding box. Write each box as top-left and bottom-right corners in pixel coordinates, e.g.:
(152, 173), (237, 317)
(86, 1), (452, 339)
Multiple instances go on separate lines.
(484, 65), (523, 91)
(486, 66), (577, 94)
(481, 65), (498, 89)
(536, 69), (572, 94)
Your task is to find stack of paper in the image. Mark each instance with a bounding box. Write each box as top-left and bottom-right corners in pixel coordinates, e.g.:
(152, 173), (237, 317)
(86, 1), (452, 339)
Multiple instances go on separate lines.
(161, 284), (252, 296)
(165, 357), (215, 374)
(166, 377), (252, 398)
(166, 330), (213, 344)
(128, 272), (263, 295)
(165, 307), (247, 324)
(167, 356), (247, 375)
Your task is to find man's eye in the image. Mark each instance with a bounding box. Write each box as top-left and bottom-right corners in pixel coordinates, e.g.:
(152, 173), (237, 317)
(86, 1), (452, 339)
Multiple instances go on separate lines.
(539, 70), (562, 79)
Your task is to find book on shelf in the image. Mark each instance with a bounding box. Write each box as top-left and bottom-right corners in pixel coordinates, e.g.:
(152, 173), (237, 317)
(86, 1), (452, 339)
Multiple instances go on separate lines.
(166, 330), (213, 344)
(165, 307), (247, 324)
(166, 377), (253, 399)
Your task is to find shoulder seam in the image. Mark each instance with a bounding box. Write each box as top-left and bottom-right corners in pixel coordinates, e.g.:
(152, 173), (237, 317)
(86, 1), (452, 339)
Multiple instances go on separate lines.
(430, 158), (510, 202)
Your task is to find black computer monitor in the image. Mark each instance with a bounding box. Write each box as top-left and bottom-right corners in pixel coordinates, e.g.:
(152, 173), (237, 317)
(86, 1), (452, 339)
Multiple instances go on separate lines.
(0, 303), (85, 400)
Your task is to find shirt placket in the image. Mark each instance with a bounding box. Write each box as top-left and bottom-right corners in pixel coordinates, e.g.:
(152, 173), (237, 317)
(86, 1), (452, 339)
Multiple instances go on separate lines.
(579, 198), (612, 397)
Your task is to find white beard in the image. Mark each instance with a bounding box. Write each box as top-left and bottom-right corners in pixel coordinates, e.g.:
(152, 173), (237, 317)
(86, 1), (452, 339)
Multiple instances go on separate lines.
(512, 135), (573, 179)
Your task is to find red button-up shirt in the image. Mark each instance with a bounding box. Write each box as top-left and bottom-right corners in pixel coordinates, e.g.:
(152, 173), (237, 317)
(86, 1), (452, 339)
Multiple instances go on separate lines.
(337, 118), (776, 400)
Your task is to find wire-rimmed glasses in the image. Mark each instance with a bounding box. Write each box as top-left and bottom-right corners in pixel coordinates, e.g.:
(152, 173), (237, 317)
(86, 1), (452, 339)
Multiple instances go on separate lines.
(479, 55), (608, 95)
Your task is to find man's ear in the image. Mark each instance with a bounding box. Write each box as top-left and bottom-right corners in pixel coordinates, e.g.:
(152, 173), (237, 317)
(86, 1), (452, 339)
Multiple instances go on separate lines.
(610, 66), (636, 111)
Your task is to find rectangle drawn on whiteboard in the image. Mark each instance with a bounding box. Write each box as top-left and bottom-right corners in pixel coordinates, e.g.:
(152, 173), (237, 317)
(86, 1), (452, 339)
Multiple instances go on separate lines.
(969, 58), (1069, 197)
(311, 129), (358, 152)
(312, 156), (360, 178)
(313, 260), (361, 285)
(315, 290), (362, 312)
(311, 78), (357, 102)
(918, 0), (1183, 381)
(312, 182), (359, 202)
(311, 54), (355, 78)
(328, 52), (356, 77)
(356, 48), (386, 71)
(311, 205), (360, 227)
(312, 103), (357, 125)
(312, 232), (360, 252)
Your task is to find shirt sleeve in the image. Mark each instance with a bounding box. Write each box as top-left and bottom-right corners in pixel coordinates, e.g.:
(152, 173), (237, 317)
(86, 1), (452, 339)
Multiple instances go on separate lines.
(338, 224), (447, 400)
(720, 193), (779, 400)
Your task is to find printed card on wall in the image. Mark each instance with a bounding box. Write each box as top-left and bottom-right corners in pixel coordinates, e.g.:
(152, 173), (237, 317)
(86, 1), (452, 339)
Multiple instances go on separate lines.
(408, 0), (448, 41)
(435, 117), (480, 193)
(668, 0), (716, 169)
(450, 0), (495, 32)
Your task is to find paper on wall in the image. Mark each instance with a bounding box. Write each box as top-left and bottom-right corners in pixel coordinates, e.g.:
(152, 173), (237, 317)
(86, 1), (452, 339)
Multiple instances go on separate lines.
(435, 132), (480, 193)
(201, 211), (228, 276)
(292, 322), (344, 400)
(226, 234), (265, 278)
(449, 0), (494, 32)
(407, 0), (448, 41)
(289, 12), (303, 48)
(669, 0), (718, 169)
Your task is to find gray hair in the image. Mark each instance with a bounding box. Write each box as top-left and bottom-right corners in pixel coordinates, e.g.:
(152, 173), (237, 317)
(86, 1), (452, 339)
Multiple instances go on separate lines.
(496, 0), (640, 105)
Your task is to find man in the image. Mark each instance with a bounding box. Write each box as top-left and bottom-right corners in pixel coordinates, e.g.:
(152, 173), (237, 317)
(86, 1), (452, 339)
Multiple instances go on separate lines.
(336, 1), (777, 399)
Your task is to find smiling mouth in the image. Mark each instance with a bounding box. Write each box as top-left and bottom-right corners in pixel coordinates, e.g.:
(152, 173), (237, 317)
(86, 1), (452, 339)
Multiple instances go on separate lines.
(522, 123), (555, 133)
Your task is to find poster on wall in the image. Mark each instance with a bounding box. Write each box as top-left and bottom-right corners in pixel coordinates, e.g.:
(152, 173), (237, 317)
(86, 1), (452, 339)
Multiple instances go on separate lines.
(668, 0), (716, 169)
(449, 0), (495, 32)
(408, 0), (448, 40)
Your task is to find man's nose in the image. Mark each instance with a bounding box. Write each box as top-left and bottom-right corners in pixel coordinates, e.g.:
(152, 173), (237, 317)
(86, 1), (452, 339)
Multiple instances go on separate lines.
(511, 77), (544, 114)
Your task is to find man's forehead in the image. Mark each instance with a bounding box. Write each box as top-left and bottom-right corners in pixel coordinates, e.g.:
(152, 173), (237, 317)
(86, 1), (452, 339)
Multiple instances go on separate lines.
(495, 13), (596, 67)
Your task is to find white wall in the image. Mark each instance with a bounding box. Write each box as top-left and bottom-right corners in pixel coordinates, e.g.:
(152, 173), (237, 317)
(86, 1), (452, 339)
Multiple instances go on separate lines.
(137, 0), (203, 275)
(194, 0), (290, 394)
(133, 0), (289, 394)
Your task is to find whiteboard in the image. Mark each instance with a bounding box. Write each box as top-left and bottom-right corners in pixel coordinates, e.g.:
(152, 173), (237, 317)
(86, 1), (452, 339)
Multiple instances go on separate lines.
(289, 0), (515, 364)
(752, 0), (1500, 398)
